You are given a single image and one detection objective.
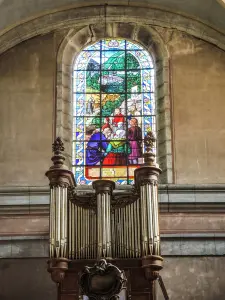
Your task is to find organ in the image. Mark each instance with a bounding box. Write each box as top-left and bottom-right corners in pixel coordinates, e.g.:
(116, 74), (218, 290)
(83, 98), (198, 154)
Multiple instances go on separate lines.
(46, 135), (169, 300)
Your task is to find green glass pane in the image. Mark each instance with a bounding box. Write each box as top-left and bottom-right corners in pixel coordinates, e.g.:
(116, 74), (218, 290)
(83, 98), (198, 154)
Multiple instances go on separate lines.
(126, 52), (140, 69)
(102, 50), (125, 70)
(86, 71), (100, 92)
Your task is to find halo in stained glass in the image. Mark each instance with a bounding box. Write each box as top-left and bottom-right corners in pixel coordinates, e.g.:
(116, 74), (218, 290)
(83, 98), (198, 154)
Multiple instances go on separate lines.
(72, 39), (156, 185)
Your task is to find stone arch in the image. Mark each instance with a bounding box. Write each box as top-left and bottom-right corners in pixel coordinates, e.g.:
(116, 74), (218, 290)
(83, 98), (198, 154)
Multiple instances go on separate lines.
(1, 5), (225, 56)
(56, 22), (173, 183)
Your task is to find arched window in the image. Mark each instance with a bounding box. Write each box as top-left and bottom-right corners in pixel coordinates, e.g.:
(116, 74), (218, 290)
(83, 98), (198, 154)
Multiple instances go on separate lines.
(72, 39), (156, 185)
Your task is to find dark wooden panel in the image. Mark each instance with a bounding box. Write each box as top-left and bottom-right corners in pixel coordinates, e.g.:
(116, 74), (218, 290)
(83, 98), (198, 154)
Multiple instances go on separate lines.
(58, 260), (151, 299)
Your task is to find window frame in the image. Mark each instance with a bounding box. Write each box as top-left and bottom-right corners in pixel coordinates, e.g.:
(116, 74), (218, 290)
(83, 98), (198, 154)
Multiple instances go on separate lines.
(55, 23), (173, 184)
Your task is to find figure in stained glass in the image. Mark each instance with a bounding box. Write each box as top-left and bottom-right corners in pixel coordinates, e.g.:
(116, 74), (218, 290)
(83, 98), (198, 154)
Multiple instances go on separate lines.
(103, 129), (131, 166)
(128, 118), (142, 165)
(102, 117), (111, 131)
(86, 127), (112, 166)
(112, 108), (125, 128)
(86, 96), (95, 115)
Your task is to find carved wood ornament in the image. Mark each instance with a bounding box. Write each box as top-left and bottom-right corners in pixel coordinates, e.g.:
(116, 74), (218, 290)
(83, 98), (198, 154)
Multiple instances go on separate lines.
(79, 259), (127, 300)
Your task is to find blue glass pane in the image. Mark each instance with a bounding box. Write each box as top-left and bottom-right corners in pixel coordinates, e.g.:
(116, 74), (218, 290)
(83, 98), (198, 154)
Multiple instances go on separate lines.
(73, 117), (85, 140)
(143, 93), (155, 115)
(126, 40), (142, 50)
(73, 70), (85, 93)
(129, 50), (154, 68)
(73, 94), (85, 116)
(75, 51), (98, 70)
(86, 52), (101, 70)
(142, 69), (154, 92)
(144, 116), (156, 136)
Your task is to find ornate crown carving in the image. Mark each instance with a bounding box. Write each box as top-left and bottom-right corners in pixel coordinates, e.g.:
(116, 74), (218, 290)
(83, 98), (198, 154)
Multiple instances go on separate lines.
(79, 259), (126, 300)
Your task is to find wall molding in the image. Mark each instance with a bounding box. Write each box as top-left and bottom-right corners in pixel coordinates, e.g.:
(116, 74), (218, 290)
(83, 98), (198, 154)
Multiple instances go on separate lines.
(0, 184), (225, 214)
(0, 185), (225, 257)
(0, 233), (225, 258)
(0, 5), (225, 57)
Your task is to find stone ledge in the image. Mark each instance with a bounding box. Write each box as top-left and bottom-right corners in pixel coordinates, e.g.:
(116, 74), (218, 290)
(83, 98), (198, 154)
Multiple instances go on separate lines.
(0, 234), (225, 258)
(1, 212), (224, 236)
(0, 185), (225, 214)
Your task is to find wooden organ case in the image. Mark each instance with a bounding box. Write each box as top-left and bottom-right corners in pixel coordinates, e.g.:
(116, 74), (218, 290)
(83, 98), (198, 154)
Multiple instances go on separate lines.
(46, 136), (169, 300)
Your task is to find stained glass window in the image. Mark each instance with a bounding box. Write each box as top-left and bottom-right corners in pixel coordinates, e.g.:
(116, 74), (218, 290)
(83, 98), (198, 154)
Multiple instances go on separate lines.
(72, 39), (156, 185)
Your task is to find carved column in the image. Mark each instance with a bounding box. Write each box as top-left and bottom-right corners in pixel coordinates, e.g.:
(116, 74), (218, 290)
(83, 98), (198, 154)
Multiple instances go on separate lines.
(134, 132), (163, 300)
(45, 137), (76, 284)
(92, 180), (115, 259)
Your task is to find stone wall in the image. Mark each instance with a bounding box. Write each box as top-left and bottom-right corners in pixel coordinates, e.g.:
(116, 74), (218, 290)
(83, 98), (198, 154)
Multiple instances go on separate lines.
(168, 31), (225, 183)
(0, 259), (56, 300)
(0, 28), (225, 184)
(0, 33), (55, 186)
(0, 257), (224, 300)
(159, 257), (225, 300)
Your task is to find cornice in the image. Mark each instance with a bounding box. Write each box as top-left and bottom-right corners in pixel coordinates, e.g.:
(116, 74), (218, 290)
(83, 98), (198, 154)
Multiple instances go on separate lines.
(0, 233), (225, 257)
(0, 184), (225, 215)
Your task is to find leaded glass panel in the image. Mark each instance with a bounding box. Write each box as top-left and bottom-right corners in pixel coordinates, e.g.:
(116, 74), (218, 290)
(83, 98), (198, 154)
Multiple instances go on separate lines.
(73, 39), (156, 185)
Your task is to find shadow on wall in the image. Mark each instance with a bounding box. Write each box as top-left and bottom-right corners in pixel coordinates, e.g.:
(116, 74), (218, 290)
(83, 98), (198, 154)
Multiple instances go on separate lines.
(0, 259), (56, 300)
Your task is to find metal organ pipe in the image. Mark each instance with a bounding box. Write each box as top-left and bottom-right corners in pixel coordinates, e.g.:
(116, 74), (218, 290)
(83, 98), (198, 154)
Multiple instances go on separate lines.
(93, 180), (115, 259)
(153, 181), (160, 255)
(47, 143), (160, 262)
(49, 184), (69, 259)
(68, 203), (97, 260)
(134, 163), (161, 257)
(110, 200), (141, 259)
(46, 137), (75, 261)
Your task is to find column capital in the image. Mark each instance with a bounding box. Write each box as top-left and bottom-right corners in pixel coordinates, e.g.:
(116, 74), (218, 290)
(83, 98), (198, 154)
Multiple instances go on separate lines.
(92, 180), (115, 195)
(134, 166), (161, 189)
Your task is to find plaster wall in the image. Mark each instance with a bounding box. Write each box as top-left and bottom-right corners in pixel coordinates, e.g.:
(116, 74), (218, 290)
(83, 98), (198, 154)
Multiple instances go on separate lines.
(0, 28), (225, 185)
(0, 34), (55, 186)
(169, 31), (225, 183)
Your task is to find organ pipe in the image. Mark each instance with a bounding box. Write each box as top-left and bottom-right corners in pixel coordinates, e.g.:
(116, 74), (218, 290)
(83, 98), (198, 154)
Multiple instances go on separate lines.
(45, 137), (75, 260)
(46, 136), (168, 299)
(135, 170), (161, 257)
(92, 180), (115, 259)
(134, 135), (161, 257)
(47, 138), (161, 261)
